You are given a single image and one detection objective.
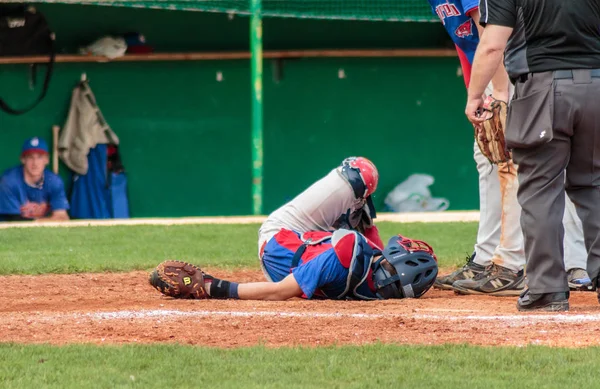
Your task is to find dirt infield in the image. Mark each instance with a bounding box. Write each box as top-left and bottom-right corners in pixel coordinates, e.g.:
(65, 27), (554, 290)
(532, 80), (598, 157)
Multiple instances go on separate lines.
(2, 269), (600, 348)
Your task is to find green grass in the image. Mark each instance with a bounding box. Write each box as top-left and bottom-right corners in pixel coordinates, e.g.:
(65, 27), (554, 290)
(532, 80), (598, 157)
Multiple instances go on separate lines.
(0, 343), (595, 389)
(0, 222), (476, 275)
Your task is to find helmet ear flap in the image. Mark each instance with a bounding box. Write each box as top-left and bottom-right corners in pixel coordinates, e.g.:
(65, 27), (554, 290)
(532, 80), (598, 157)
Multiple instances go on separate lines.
(372, 258), (402, 299)
(372, 256), (385, 270)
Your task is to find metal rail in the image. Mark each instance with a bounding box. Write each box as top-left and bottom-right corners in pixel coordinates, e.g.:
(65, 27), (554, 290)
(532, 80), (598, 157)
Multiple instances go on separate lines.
(0, 49), (457, 64)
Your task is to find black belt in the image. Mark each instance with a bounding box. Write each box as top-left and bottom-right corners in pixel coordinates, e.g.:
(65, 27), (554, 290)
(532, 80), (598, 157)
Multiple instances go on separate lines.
(553, 69), (600, 79)
(513, 69), (600, 84)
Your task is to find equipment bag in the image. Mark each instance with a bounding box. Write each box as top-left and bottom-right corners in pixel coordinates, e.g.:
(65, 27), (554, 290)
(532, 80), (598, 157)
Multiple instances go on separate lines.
(0, 5), (55, 115)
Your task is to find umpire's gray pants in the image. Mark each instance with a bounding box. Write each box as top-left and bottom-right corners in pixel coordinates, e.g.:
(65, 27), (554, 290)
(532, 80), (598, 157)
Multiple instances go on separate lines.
(506, 69), (600, 294)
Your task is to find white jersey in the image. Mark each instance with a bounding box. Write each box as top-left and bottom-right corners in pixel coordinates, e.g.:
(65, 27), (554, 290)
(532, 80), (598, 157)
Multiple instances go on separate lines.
(258, 167), (366, 252)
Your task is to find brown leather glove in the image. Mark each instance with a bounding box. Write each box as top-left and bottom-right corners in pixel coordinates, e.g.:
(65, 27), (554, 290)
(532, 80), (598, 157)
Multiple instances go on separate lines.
(475, 96), (512, 164)
(148, 260), (209, 299)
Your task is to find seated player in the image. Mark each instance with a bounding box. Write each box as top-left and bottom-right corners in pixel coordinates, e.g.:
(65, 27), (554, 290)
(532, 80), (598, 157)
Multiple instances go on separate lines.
(148, 232), (438, 301)
(0, 137), (70, 221)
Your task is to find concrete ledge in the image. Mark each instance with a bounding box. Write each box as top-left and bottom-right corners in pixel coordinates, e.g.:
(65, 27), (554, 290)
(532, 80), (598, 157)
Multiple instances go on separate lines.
(0, 211), (480, 229)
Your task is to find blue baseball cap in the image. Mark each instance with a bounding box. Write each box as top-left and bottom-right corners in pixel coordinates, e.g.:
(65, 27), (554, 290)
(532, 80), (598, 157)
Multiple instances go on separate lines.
(21, 137), (49, 157)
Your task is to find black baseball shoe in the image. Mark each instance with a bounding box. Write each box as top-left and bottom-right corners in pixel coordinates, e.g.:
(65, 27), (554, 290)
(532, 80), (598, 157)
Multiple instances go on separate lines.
(433, 252), (486, 290)
(517, 289), (569, 312)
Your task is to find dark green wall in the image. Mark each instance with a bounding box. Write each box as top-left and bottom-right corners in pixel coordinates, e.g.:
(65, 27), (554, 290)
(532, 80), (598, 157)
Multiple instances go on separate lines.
(0, 4), (477, 217)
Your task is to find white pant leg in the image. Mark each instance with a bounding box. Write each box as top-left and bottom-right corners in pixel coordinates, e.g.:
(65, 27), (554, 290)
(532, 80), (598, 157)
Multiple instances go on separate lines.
(490, 159), (526, 272)
(473, 140), (500, 268)
(563, 193), (587, 271)
(473, 82), (526, 271)
(473, 83), (499, 267)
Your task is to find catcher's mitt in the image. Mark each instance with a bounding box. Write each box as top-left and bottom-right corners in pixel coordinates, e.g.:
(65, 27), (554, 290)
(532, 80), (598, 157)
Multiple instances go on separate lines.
(148, 260), (209, 299)
(474, 96), (512, 164)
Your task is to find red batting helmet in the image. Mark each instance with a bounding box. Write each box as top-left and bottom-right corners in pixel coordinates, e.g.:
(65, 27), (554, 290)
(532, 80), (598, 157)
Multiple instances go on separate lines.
(341, 156), (379, 198)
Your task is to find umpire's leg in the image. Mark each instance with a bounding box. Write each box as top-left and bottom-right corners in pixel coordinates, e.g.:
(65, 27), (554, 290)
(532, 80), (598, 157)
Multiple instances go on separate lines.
(561, 71), (600, 284)
(509, 71), (572, 294)
(513, 137), (570, 294)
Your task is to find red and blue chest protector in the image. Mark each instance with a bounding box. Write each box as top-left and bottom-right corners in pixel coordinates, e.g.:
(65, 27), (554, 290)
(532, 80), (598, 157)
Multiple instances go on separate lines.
(261, 229), (379, 300)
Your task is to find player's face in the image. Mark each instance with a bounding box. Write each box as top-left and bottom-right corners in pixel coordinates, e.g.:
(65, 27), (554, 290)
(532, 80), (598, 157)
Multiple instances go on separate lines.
(21, 152), (49, 178)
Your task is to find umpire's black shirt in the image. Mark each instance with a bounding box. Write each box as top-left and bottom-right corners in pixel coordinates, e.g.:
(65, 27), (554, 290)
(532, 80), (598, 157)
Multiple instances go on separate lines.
(480, 0), (600, 79)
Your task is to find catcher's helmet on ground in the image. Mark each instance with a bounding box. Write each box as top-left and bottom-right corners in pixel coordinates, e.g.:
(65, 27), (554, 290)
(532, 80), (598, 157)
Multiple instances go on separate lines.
(340, 156), (379, 199)
(372, 235), (438, 299)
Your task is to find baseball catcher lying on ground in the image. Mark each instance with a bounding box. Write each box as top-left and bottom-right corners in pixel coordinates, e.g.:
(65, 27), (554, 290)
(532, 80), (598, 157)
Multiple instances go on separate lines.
(149, 156), (436, 301)
(149, 231), (438, 301)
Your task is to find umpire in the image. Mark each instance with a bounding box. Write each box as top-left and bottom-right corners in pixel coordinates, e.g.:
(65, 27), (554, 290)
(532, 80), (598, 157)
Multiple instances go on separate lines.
(465, 0), (600, 311)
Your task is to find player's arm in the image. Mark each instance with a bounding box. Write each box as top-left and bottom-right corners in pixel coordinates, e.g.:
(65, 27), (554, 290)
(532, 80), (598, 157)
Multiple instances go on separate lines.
(470, 9), (510, 102)
(34, 174), (70, 222)
(34, 209), (70, 222)
(238, 251), (343, 301)
(467, 0), (516, 114)
(0, 177), (28, 220)
(237, 274), (304, 301)
(151, 253), (342, 301)
(49, 209), (70, 220)
(467, 25), (513, 120)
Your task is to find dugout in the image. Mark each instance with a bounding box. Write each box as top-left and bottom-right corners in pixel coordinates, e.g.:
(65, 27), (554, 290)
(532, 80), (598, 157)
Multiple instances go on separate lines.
(0, 1), (475, 218)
